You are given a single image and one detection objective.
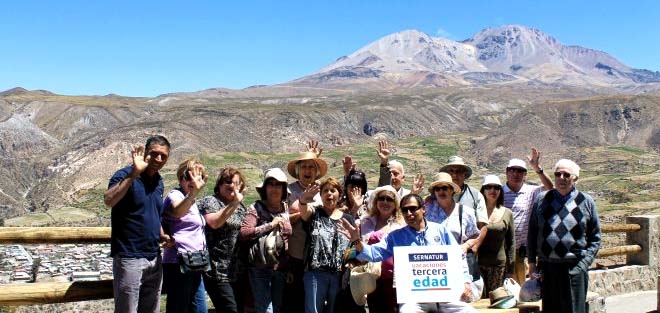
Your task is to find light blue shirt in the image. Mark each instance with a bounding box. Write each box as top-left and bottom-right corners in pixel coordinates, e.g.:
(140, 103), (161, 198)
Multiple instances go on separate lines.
(357, 220), (472, 283)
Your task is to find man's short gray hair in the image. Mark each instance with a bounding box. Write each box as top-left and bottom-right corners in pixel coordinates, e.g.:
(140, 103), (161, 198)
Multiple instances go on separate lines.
(553, 159), (580, 178)
(389, 160), (404, 176)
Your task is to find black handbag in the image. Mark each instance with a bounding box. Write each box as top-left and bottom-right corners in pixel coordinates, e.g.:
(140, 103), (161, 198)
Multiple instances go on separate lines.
(179, 249), (211, 273)
(459, 204), (481, 281)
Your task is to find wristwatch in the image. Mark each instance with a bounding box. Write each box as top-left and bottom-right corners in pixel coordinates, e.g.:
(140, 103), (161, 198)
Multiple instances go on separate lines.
(535, 168), (543, 174)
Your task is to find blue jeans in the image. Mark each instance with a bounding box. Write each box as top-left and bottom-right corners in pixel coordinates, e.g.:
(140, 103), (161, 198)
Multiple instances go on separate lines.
(303, 270), (341, 313)
(162, 263), (205, 313)
(248, 267), (285, 313)
(194, 280), (208, 313)
(113, 255), (163, 313)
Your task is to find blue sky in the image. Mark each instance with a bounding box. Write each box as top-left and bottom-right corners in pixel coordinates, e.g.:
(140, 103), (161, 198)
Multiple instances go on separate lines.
(1, 1), (658, 97)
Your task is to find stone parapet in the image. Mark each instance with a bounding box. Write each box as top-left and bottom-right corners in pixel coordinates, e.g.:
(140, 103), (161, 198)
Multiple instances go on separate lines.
(626, 215), (659, 266)
(589, 265), (660, 297)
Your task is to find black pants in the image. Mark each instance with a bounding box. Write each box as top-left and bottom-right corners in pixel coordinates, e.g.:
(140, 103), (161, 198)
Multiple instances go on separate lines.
(282, 257), (305, 313)
(541, 262), (588, 313)
(204, 276), (239, 313)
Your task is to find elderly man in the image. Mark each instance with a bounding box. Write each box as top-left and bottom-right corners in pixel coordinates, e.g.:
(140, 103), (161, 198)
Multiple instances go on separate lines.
(284, 141), (327, 313)
(503, 148), (553, 284)
(376, 140), (424, 197)
(104, 135), (171, 313)
(341, 194), (477, 313)
(528, 159), (601, 313)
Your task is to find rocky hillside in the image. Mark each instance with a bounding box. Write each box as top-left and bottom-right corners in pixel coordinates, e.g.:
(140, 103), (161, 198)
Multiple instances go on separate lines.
(0, 84), (658, 220)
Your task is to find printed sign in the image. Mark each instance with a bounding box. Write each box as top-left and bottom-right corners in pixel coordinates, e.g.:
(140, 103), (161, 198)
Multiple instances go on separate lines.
(393, 245), (464, 303)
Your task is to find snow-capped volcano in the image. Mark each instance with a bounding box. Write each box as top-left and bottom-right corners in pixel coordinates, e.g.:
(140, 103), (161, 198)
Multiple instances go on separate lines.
(288, 24), (660, 89)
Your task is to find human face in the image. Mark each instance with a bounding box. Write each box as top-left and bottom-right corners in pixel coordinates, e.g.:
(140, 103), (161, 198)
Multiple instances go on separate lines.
(506, 167), (527, 190)
(218, 174), (242, 202)
(320, 184), (341, 210)
(401, 198), (425, 230)
(446, 166), (466, 187)
(389, 164), (405, 190)
(375, 191), (396, 218)
(265, 179), (284, 203)
(297, 160), (318, 186)
(483, 184), (501, 203)
(554, 165), (576, 196)
(145, 144), (169, 176)
(433, 184), (454, 202)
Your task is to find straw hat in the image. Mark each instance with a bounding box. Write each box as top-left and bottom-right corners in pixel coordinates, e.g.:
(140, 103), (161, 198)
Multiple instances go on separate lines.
(488, 287), (515, 308)
(427, 172), (461, 194)
(439, 156), (473, 179)
(349, 262), (381, 305)
(255, 168), (291, 193)
(286, 151), (328, 179)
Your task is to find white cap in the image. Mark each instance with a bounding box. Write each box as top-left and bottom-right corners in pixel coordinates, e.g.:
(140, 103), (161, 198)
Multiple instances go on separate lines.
(256, 168), (290, 192)
(506, 158), (527, 170)
(481, 174), (502, 186)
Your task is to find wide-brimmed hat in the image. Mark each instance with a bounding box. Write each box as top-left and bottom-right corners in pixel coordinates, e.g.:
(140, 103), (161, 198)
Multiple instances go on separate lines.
(256, 168), (291, 193)
(439, 156), (473, 179)
(286, 151), (328, 180)
(349, 262), (381, 305)
(368, 185), (401, 209)
(481, 174), (503, 186)
(506, 158), (527, 170)
(428, 172), (461, 194)
(489, 287), (515, 308)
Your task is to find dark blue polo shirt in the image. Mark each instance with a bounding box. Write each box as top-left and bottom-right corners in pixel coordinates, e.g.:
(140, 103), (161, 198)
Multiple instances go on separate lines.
(108, 165), (164, 259)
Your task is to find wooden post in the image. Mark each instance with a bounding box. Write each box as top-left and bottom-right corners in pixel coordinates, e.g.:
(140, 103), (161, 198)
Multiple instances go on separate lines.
(596, 245), (642, 258)
(601, 224), (641, 233)
(0, 227), (111, 244)
(0, 280), (113, 305)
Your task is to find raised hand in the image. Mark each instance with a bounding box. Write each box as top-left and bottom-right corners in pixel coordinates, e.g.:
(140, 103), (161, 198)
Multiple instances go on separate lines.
(349, 186), (364, 208)
(411, 173), (425, 195)
(527, 147), (541, 171)
(337, 218), (360, 242)
(377, 140), (390, 165)
(306, 140), (323, 158)
(188, 164), (207, 193)
(342, 155), (357, 176)
(300, 183), (320, 205)
(131, 145), (150, 175)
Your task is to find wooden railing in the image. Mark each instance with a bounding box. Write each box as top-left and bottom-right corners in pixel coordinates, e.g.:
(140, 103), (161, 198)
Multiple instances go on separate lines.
(0, 219), (651, 306)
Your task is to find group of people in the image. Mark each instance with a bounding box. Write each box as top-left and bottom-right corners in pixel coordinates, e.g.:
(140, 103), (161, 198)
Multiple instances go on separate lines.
(105, 135), (601, 313)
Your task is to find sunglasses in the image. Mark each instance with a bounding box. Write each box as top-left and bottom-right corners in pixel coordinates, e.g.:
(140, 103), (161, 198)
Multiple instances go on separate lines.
(483, 185), (501, 191)
(507, 168), (527, 174)
(433, 185), (451, 192)
(377, 196), (395, 203)
(554, 172), (572, 179)
(446, 169), (465, 174)
(401, 205), (422, 214)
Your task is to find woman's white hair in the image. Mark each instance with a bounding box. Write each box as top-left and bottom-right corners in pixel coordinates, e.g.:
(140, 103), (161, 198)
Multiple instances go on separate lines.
(553, 159), (580, 178)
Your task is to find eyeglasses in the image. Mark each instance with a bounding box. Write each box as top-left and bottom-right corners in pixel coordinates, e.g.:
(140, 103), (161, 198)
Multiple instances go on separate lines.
(483, 185), (501, 191)
(377, 196), (395, 203)
(554, 172), (572, 179)
(223, 179), (241, 185)
(446, 168), (465, 174)
(507, 168), (527, 174)
(401, 205), (422, 214)
(433, 185), (451, 192)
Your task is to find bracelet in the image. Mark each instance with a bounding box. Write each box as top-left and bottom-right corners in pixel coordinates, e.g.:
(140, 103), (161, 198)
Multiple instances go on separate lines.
(535, 168), (544, 174)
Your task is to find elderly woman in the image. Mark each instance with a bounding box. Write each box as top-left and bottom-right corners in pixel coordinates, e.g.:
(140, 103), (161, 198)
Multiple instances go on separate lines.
(424, 172), (483, 303)
(162, 158), (209, 313)
(284, 149), (328, 313)
(197, 166), (248, 313)
(360, 185), (404, 313)
(477, 175), (515, 297)
(298, 177), (356, 313)
(240, 168), (293, 313)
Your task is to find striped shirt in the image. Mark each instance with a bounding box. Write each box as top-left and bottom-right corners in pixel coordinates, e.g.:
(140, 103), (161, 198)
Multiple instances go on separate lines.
(503, 183), (543, 249)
